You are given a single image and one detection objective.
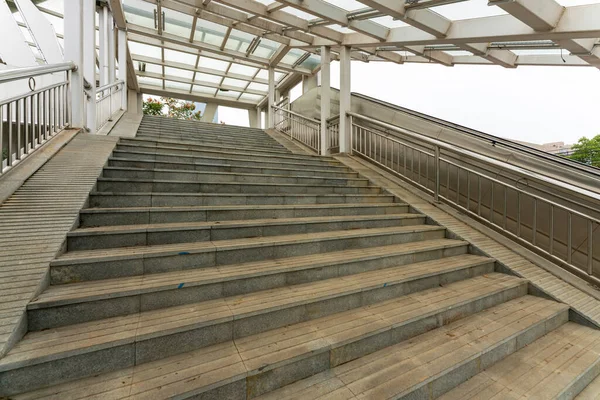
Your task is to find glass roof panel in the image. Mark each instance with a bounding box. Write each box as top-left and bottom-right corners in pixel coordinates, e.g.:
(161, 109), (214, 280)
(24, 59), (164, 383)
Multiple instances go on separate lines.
(239, 93), (264, 102)
(370, 16), (408, 28)
(217, 90), (242, 99)
(163, 7), (193, 39)
(165, 66), (194, 80)
(275, 71), (285, 81)
(281, 49), (305, 66)
(165, 80), (190, 91)
(328, 24), (355, 34)
(194, 72), (222, 84)
(122, 0), (155, 29)
(279, 7), (317, 20)
(222, 77), (247, 89)
(247, 82), (268, 92)
(140, 63), (162, 74)
(228, 64), (259, 77)
(253, 38), (280, 59)
(300, 54), (320, 70)
(38, 0), (64, 13)
(322, 0), (367, 11)
(164, 48), (197, 65)
(138, 76), (162, 87)
(432, 0), (507, 20)
(198, 57), (230, 71)
(192, 85), (216, 95)
(194, 18), (228, 46)
(225, 29), (254, 53)
(129, 42), (162, 59)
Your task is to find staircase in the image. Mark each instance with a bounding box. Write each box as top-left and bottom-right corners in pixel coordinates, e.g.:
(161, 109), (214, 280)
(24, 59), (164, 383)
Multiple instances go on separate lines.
(2, 115), (600, 399)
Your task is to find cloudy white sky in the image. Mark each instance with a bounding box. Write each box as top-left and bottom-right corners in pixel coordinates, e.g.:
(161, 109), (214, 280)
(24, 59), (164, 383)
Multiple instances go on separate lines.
(219, 0), (600, 145)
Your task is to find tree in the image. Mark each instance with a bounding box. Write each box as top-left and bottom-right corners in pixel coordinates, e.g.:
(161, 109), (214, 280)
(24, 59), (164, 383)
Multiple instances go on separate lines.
(142, 97), (202, 120)
(568, 135), (600, 167)
(142, 97), (164, 116)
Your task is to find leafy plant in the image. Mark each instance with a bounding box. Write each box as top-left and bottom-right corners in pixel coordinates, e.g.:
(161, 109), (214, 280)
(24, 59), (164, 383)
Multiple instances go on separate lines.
(568, 135), (600, 167)
(142, 97), (202, 120)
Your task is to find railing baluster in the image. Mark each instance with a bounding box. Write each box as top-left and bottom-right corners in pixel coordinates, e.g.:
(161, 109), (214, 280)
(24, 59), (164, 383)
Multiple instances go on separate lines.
(549, 205), (554, 255)
(517, 192), (521, 237)
(16, 99), (21, 160)
(7, 102), (12, 167)
(567, 213), (572, 264)
(532, 198), (537, 246)
(477, 175), (481, 216)
(503, 187), (507, 230)
(588, 221), (594, 275)
(490, 181), (494, 224)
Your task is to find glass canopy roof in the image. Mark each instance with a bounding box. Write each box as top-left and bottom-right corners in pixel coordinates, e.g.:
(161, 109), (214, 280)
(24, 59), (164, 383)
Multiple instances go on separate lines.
(16, 0), (600, 107)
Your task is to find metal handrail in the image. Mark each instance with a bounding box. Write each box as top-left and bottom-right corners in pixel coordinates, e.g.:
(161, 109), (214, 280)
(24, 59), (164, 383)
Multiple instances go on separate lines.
(96, 79), (124, 94)
(347, 111), (600, 203)
(273, 105), (320, 122)
(272, 105), (321, 153)
(0, 62), (75, 84)
(349, 112), (599, 285)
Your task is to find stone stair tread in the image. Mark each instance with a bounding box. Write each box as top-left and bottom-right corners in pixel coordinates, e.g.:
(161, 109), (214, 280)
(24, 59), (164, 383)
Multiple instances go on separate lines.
(52, 225), (442, 265)
(577, 373), (600, 399)
(438, 322), (600, 400)
(116, 142), (340, 163)
(109, 156), (358, 176)
(102, 166), (367, 184)
(68, 213), (423, 236)
(112, 150), (351, 170)
(31, 238), (465, 308)
(121, 137), (292, 153)
(96, 176), (377, 189)
(11, 288), (556, 400)
(80, 202), (403, 214)
(254, 296), (569, 400)
(2, 255), (496, 371)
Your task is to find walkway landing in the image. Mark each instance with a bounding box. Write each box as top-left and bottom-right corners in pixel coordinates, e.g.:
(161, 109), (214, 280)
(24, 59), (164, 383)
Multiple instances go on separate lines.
(0, 133), (118, 356)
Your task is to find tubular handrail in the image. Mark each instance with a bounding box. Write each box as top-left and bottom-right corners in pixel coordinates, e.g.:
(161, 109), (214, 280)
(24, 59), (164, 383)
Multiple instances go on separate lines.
(347, 111), (600, 203)
(0, 62), (76, 84)
(96, 80), (124, 94)
(272, 105), (319, 122)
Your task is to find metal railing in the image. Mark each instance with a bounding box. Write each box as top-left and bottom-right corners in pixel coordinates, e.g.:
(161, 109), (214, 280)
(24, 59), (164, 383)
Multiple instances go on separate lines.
(327, 114), (340, 152)
(347, 111), (600, 286)
(95, 80), (124, 130)
(0, 62), (75, 175)
(273, 105), (321, 153)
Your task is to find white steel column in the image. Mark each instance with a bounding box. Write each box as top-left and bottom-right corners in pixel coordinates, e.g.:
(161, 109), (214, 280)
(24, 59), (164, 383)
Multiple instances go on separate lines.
(339, 46), (352, 153)
(303, 74), (318, 94)
(83, 0), (96, 132)
(268, 67), (275, 128)
(256, 107), (262, 129)
(320, 46), (331, 156)
(201, 103), (218, 123)
(248, 109), (258, 128)
(99, 6), (109, 86)
(118, 29), (128, 111)
(64, 0), (84, 128)
(107, 11), (116, 83)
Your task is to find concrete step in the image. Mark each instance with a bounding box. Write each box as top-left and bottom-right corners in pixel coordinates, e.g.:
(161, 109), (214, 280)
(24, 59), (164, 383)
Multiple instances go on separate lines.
(1, 264), (519, 396)
(94, 178), (382, 195)
(101, 167), (370, 187)
(121, 136), (291, 155)
(114, 143), (341, 167)
(108, 156), (360, 178)
(31, 238), (467, 328)
(112, 149), (351, 171)
(49, 225), (446, 283)
(253, 295), (569, 400)
(577, 372), (600, 399)
(6, 275), (537, 399)
(130, 133), (287, 150)
(88, 192), (398, 208)
(79, 203), (410, 227)
(439, 321), (600, 400)
(138, 122), (270, 137)
(67, 214), (426, 251)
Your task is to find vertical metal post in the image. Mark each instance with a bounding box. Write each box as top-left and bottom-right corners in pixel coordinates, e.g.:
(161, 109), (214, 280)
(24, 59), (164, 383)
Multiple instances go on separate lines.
(517, 192), (521, 237)
(532, 198), (537, 246)
(339, 45), (351, 153)
(118, 29), (128, 111)
(549, 205), (554, 254)
(83, 0), (97, 132)
(320, 45), (330, 156)
(7, 103), (12, 167)
(567, 213), (572, 264)
(267, 67), (275, 129)
(588, 221), (594, 275)
(434, 146), (440, 202)
(64, 0), (84, 127)
(16, 99), (21, 160)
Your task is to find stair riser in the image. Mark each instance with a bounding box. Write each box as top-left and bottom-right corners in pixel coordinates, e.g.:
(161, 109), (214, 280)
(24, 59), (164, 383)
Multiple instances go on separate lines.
(115, 145), (340, 167)
(7, 274), (522, 397)
(68, 216), (426, 251)
(50, 229), (446, 283)
(101, 169), (369, 187)
(113, 150), (349, 171)
(138, 128), (270, 139)
(128, 136), (288, 151)
(79, 205), (410, 227)
(88, 194), (397, 208)
(108, 158), (359, 178)
(123, 140), (291, 157)
(95, 180), (381, 195)
(30, 244), (468, 329)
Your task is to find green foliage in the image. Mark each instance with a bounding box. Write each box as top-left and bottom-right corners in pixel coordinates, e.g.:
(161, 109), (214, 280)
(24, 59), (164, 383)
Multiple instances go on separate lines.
(142, 97), (164, 116)
(142, 97), (202, 120)
(1, 148), (7, 162)
(568, 134), (600, 167)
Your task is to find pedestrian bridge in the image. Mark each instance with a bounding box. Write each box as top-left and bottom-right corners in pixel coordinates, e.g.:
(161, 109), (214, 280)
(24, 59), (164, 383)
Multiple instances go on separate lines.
(1, 0), (600, 399)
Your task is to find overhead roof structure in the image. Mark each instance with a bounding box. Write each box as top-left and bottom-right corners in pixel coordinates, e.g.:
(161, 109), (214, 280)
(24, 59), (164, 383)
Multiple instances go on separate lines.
(12, 0), (600, 108)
